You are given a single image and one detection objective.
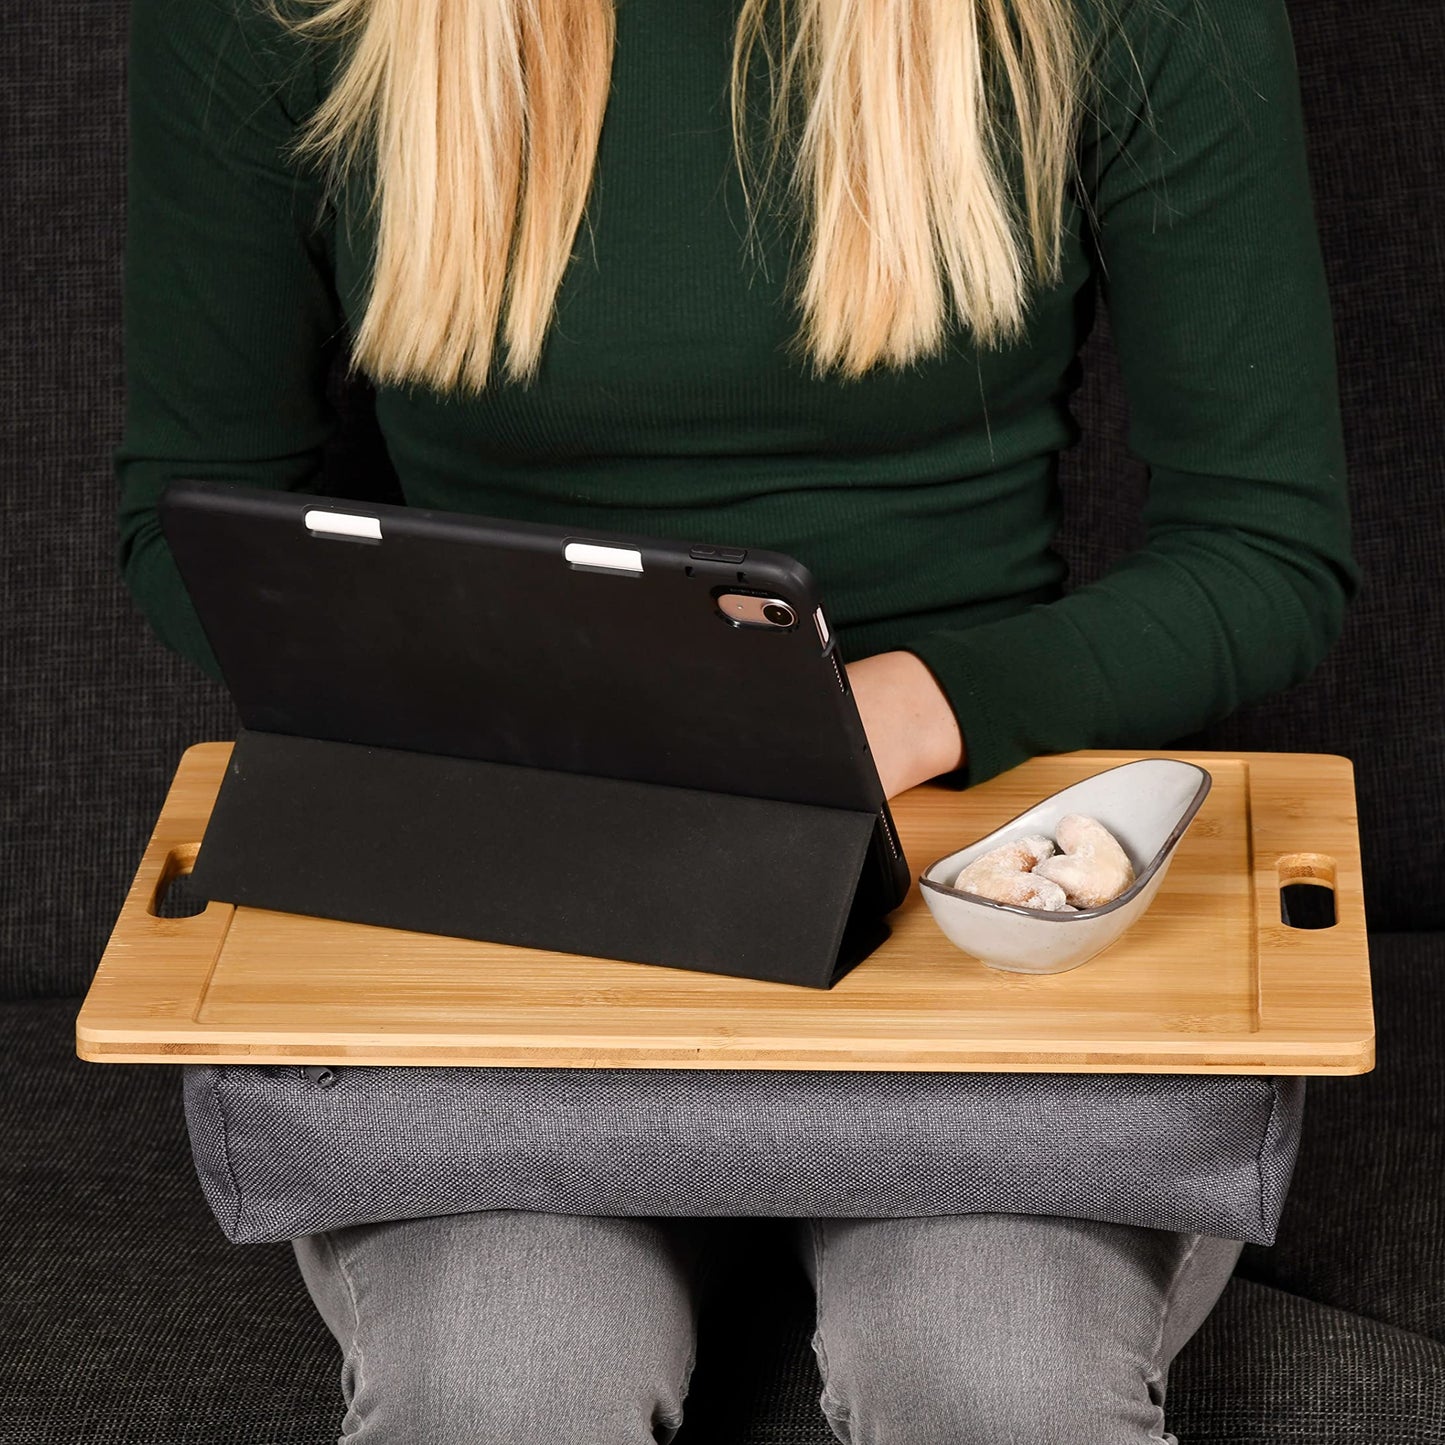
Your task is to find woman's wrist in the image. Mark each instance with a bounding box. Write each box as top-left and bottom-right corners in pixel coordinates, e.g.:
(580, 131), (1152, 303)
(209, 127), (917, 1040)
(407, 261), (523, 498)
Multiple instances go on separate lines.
(846, 649), (966, 798)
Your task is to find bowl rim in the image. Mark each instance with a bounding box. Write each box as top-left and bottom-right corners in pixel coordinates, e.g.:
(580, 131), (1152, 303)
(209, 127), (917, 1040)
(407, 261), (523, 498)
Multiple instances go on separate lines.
(918, 759), (1214, 922)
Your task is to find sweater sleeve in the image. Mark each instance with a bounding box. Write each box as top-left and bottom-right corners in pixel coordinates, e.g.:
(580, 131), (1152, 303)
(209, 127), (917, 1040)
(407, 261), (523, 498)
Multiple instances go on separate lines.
(899, 0), (1360, 788)
(114, 0), (345, 682)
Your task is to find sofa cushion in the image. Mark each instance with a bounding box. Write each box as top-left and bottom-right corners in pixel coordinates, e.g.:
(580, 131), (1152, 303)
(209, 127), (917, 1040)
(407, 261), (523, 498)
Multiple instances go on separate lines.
(0, 999), (335, 1441)
(1238, 931), (1445, 1341)
(1166, 1277), (1445, 1445)
(1054, 0), (1445, 934)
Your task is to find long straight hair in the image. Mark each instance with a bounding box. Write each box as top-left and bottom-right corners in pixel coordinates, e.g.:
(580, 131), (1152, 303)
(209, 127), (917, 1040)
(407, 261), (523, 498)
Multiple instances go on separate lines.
(278, 0), (1086, 392)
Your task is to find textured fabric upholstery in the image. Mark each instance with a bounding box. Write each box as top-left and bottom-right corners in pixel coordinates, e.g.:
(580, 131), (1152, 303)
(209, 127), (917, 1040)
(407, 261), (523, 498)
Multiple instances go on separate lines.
(1056, 0), (1445, 935)
(1, 1002), (336, 1443)
(181, 1063), (1304, 1246)
(3, 2), (230, 1003)
(1237, 932), (1445, 1341)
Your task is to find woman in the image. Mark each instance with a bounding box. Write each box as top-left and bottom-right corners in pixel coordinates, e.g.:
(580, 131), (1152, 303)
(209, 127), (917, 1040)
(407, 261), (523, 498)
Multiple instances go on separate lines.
(116, 0), (1357, 1439)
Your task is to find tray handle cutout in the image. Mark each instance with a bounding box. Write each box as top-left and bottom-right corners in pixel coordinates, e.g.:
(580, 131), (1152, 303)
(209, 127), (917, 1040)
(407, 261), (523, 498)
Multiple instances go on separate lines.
(1277, 852), (1338, 931)
(148, 844), (212, 919)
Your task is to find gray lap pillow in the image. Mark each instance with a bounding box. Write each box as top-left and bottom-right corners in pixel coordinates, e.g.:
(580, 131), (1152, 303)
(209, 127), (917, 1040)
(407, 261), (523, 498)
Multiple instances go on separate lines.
(182, 1064), (1304, 1246)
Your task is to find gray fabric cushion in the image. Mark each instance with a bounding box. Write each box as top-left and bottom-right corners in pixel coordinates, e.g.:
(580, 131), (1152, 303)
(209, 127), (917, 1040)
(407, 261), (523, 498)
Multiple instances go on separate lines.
(181, 1061), (1305, 1246)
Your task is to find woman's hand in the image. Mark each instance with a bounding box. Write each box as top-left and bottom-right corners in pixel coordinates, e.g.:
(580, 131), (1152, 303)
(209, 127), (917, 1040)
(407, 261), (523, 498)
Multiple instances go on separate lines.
(845, 651), (966, 801)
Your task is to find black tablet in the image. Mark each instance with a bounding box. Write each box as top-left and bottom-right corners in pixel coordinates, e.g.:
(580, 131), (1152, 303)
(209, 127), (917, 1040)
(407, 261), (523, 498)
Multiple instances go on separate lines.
(158, 478), (912, 916)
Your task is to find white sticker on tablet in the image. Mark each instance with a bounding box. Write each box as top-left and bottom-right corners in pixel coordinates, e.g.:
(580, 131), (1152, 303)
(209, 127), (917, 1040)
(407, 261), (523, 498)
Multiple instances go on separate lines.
(304, 509), (383, 541)
(564, 541), (644, 572)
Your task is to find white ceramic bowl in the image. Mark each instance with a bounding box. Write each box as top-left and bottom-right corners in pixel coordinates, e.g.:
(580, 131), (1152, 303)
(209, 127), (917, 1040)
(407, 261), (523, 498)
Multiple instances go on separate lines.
(918, 759), (1213, 974)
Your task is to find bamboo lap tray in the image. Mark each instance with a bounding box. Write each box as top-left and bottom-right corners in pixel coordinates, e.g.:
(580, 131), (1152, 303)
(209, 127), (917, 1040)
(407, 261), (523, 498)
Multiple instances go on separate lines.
(76, 746), (1373, 1075)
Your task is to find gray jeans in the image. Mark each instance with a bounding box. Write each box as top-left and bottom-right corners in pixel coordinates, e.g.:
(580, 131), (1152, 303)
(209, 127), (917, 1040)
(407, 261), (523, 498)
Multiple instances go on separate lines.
(292, 1210), (1243, 1444)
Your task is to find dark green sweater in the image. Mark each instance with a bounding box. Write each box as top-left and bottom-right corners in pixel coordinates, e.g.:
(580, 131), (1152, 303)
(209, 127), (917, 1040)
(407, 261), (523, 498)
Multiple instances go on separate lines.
(116, 0), (1357, 789)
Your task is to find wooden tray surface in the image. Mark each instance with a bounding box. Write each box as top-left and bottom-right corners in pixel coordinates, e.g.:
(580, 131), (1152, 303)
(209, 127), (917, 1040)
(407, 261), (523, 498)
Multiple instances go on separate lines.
(76, 745), (1373, 1074)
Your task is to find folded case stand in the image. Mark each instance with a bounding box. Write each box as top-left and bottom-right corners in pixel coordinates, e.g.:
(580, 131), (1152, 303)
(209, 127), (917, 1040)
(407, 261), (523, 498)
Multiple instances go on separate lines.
(188, 727), (894, 990)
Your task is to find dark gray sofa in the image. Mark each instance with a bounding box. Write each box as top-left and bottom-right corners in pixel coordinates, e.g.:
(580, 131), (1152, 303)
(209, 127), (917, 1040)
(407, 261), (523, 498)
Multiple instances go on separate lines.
(3, 1), (1442, 1440)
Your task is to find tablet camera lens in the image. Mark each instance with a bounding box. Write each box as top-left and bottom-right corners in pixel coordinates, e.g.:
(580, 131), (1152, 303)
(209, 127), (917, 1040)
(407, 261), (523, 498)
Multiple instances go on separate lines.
(763, 603), (796, 628)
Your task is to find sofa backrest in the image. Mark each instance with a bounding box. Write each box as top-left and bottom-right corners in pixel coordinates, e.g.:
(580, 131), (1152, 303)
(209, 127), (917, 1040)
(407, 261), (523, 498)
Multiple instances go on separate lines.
(3, 0), (1442, 1000)
(1056, 3), (1445, 940)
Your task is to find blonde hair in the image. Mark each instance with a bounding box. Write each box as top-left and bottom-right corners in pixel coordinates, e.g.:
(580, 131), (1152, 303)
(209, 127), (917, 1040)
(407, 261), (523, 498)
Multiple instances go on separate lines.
(280, 0), (1085, 392)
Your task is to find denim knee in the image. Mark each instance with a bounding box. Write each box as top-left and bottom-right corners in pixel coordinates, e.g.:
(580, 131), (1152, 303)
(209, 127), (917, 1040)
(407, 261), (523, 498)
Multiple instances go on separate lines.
(292, 1215), (703, 1444)
(810, 1322), (1170, 1445)
(341, 1330), (695, 1445)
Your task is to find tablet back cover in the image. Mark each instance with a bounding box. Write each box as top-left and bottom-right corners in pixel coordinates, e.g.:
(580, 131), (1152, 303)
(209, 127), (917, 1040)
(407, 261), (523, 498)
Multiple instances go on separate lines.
(160, 480), (887, 815)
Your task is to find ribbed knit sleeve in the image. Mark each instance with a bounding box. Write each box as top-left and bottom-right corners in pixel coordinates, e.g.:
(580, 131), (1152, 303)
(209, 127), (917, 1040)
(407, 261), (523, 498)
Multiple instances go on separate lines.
(115, 0), (343, 681)
(900, 0), (1360, 787)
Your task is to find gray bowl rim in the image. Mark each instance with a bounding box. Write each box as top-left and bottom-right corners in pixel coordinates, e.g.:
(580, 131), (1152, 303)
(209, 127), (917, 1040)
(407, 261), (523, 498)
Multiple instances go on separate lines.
(918, 759), (1214, 922)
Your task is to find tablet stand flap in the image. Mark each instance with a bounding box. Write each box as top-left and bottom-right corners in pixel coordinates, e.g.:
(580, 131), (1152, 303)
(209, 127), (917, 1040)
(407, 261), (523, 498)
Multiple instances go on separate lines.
(187, 728), (891, 989)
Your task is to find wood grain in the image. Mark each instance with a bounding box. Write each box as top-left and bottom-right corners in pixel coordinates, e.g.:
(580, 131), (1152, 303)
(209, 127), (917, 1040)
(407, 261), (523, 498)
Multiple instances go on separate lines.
(75, 745), (1373, 1074)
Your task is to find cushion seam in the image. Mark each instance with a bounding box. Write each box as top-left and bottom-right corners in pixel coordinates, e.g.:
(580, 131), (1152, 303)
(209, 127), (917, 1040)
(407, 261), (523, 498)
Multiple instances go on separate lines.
(211, 1068), (244, 1240)
(1257, 1077), (1282, 1237)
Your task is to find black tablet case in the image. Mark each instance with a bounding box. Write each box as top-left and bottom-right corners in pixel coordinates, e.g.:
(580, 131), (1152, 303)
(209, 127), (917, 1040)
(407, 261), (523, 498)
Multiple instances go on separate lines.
(191, 727), (891, 987)
(166, 480), (904, 989)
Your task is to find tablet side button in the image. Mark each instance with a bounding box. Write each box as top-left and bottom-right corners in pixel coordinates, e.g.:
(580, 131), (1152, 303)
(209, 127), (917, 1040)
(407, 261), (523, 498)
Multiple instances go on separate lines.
(689, 545), (748, 563)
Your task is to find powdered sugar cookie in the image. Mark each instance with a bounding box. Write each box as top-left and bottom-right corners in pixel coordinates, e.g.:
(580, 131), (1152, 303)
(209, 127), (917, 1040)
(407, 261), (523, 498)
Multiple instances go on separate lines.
(952, 835), (1074, 911)
(1030, 813), (1135, 908)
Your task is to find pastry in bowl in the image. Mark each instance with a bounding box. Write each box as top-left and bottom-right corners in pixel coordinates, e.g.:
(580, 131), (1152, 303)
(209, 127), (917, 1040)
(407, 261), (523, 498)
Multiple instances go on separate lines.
(919, 759), (1212, 974)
